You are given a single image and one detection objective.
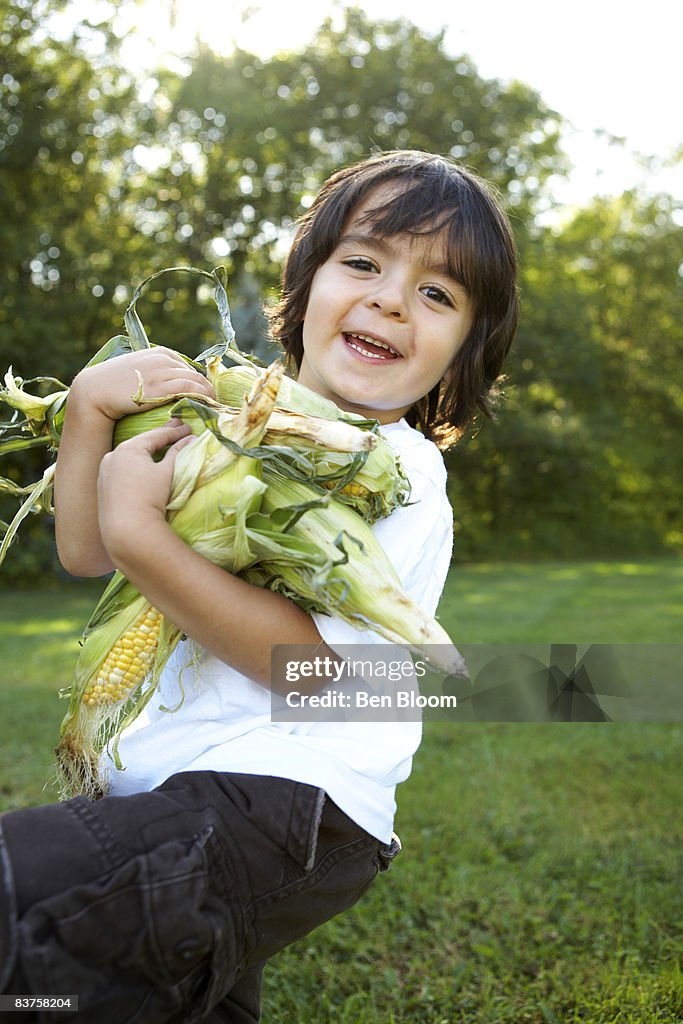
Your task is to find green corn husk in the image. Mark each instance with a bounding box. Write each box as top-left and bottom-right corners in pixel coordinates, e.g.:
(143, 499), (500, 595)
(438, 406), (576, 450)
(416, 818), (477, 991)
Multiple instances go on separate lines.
(114, 403), (376, 455)
(210, 359), (380, 429)
(207, 357), (411, 522)
(252, 469), (463, 664)
(0, 368), (69, 441)
(283, 437), (409, 522)
(0, 333), (151, 452)
(0, 264), (244, 465)
(0, 268), (215, 560)
(0, 464), (56, 567)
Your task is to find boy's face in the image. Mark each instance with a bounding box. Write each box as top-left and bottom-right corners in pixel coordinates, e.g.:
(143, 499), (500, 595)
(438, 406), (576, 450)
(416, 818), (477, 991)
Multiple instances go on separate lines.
(298, 189), (473, 424)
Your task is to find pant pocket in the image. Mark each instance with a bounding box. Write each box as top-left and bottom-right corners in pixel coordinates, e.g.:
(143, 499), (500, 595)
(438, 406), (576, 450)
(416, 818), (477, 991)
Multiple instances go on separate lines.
(283, 786), (327, 872)
(17, 829), (238, 1024)
(225, 776), (327, 876)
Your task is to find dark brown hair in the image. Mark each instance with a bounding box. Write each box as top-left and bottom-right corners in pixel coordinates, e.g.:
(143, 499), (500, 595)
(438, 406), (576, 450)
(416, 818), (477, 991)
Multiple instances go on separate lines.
(267, 149), (519, 448)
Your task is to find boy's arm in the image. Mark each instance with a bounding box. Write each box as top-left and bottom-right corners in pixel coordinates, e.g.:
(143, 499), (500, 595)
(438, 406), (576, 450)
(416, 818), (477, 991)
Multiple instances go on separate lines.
(53, 389), (119, 576)
(54, 348), (214, 577)
(97, 422), (327, 691)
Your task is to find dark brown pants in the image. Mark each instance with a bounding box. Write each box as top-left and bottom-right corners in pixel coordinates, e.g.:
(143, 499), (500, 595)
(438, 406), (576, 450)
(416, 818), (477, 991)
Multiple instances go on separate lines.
(0, 772), (399, 1022)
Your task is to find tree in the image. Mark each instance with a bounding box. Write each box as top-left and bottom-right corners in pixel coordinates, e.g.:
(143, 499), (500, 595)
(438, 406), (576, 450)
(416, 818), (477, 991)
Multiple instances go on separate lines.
(447, 190), (683, 559)
(142, 7), (566, 291)
(6, 4), (565, 374)
(3, 0), (679, 576)
(0, 0), (158, 578)
(1, 0), (151, 377)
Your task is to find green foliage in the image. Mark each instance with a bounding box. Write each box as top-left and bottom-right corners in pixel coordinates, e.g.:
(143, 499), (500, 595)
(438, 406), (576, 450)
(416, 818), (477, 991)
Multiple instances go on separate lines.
(120, 9), (565, 293)
(1, 0), (681, 578)
(448, 191), (683, 560)
(1, 0), (145, 376)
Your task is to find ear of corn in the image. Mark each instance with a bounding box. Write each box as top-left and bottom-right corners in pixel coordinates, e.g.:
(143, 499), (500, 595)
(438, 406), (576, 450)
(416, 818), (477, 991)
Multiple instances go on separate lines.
(54, 580), (168, 800)
(112, 404), (379, 453)
(210, 359), (379, 430)
(254, 470), (464, 664)
(209, 360), (411, 521)
(81, 604), (163, 708)
(264, 409), (377, 453)
(1, 368), (69, 438)
(299, 440), (410, 522)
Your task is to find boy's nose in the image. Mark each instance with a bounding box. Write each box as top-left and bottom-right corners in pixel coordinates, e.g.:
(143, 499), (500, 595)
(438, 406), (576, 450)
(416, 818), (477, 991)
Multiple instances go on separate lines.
(366, 282), (407, 321)
(369, 301), (404, 320)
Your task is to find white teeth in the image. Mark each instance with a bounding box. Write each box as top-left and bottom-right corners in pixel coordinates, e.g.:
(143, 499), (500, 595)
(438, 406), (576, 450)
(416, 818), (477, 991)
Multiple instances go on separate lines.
(346, 333), (399, 358)
(348, 342), (385, 359)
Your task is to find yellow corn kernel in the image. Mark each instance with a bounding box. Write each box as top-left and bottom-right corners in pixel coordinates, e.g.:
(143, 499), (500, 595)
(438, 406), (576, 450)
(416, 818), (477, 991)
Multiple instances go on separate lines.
(82, 606), (162, 707)
(322, 480), (370, 498)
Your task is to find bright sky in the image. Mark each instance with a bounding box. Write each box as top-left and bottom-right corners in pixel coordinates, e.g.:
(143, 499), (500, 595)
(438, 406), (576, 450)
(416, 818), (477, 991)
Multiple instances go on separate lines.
(66, 0), (683, 210)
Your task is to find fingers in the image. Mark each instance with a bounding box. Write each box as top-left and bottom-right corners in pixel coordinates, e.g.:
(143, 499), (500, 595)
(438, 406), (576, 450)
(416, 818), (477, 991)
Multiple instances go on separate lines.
(74, 347), (216, 422)
(137, 346), (206, 378)
(163, 431), (196, 461)
(126, 348), (215, 399)
(158, 374), (214, 398)
(119, 418), (193, 456)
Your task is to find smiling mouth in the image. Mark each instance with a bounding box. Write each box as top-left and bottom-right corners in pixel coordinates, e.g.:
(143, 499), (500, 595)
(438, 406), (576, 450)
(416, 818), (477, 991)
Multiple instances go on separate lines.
(343, 332), (401, 360)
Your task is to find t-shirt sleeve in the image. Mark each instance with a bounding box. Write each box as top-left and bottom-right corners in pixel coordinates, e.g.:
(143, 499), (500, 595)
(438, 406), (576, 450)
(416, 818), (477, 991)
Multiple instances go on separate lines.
(312, 432), (453, 649)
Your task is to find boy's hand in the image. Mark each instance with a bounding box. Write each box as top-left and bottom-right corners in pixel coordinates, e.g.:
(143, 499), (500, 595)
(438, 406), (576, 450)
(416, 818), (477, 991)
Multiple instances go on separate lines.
(70, 347), (214, 422)
(97, 419), (194, 557)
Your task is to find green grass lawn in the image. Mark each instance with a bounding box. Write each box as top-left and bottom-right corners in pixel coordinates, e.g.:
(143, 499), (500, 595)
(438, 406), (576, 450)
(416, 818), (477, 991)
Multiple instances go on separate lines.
(0, 560), (681, 1022)
(440, 558), (683, 643)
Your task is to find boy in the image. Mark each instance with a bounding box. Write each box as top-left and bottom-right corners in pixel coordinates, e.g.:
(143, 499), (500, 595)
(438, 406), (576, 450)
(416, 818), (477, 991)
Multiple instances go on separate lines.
(0, 150), (517, 1021)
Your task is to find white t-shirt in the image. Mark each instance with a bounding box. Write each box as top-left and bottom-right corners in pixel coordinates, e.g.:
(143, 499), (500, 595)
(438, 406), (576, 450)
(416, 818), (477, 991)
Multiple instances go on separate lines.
(104, 419), (454, 842)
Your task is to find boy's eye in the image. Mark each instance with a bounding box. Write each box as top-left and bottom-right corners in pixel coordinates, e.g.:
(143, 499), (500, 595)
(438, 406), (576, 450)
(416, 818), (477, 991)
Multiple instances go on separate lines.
(342, 256), (378, 273)
(421, 284), (454, 307)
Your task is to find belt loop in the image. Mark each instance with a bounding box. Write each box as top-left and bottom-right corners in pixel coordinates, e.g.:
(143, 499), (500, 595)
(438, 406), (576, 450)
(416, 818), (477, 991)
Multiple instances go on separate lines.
(377, 831), (402, 872)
